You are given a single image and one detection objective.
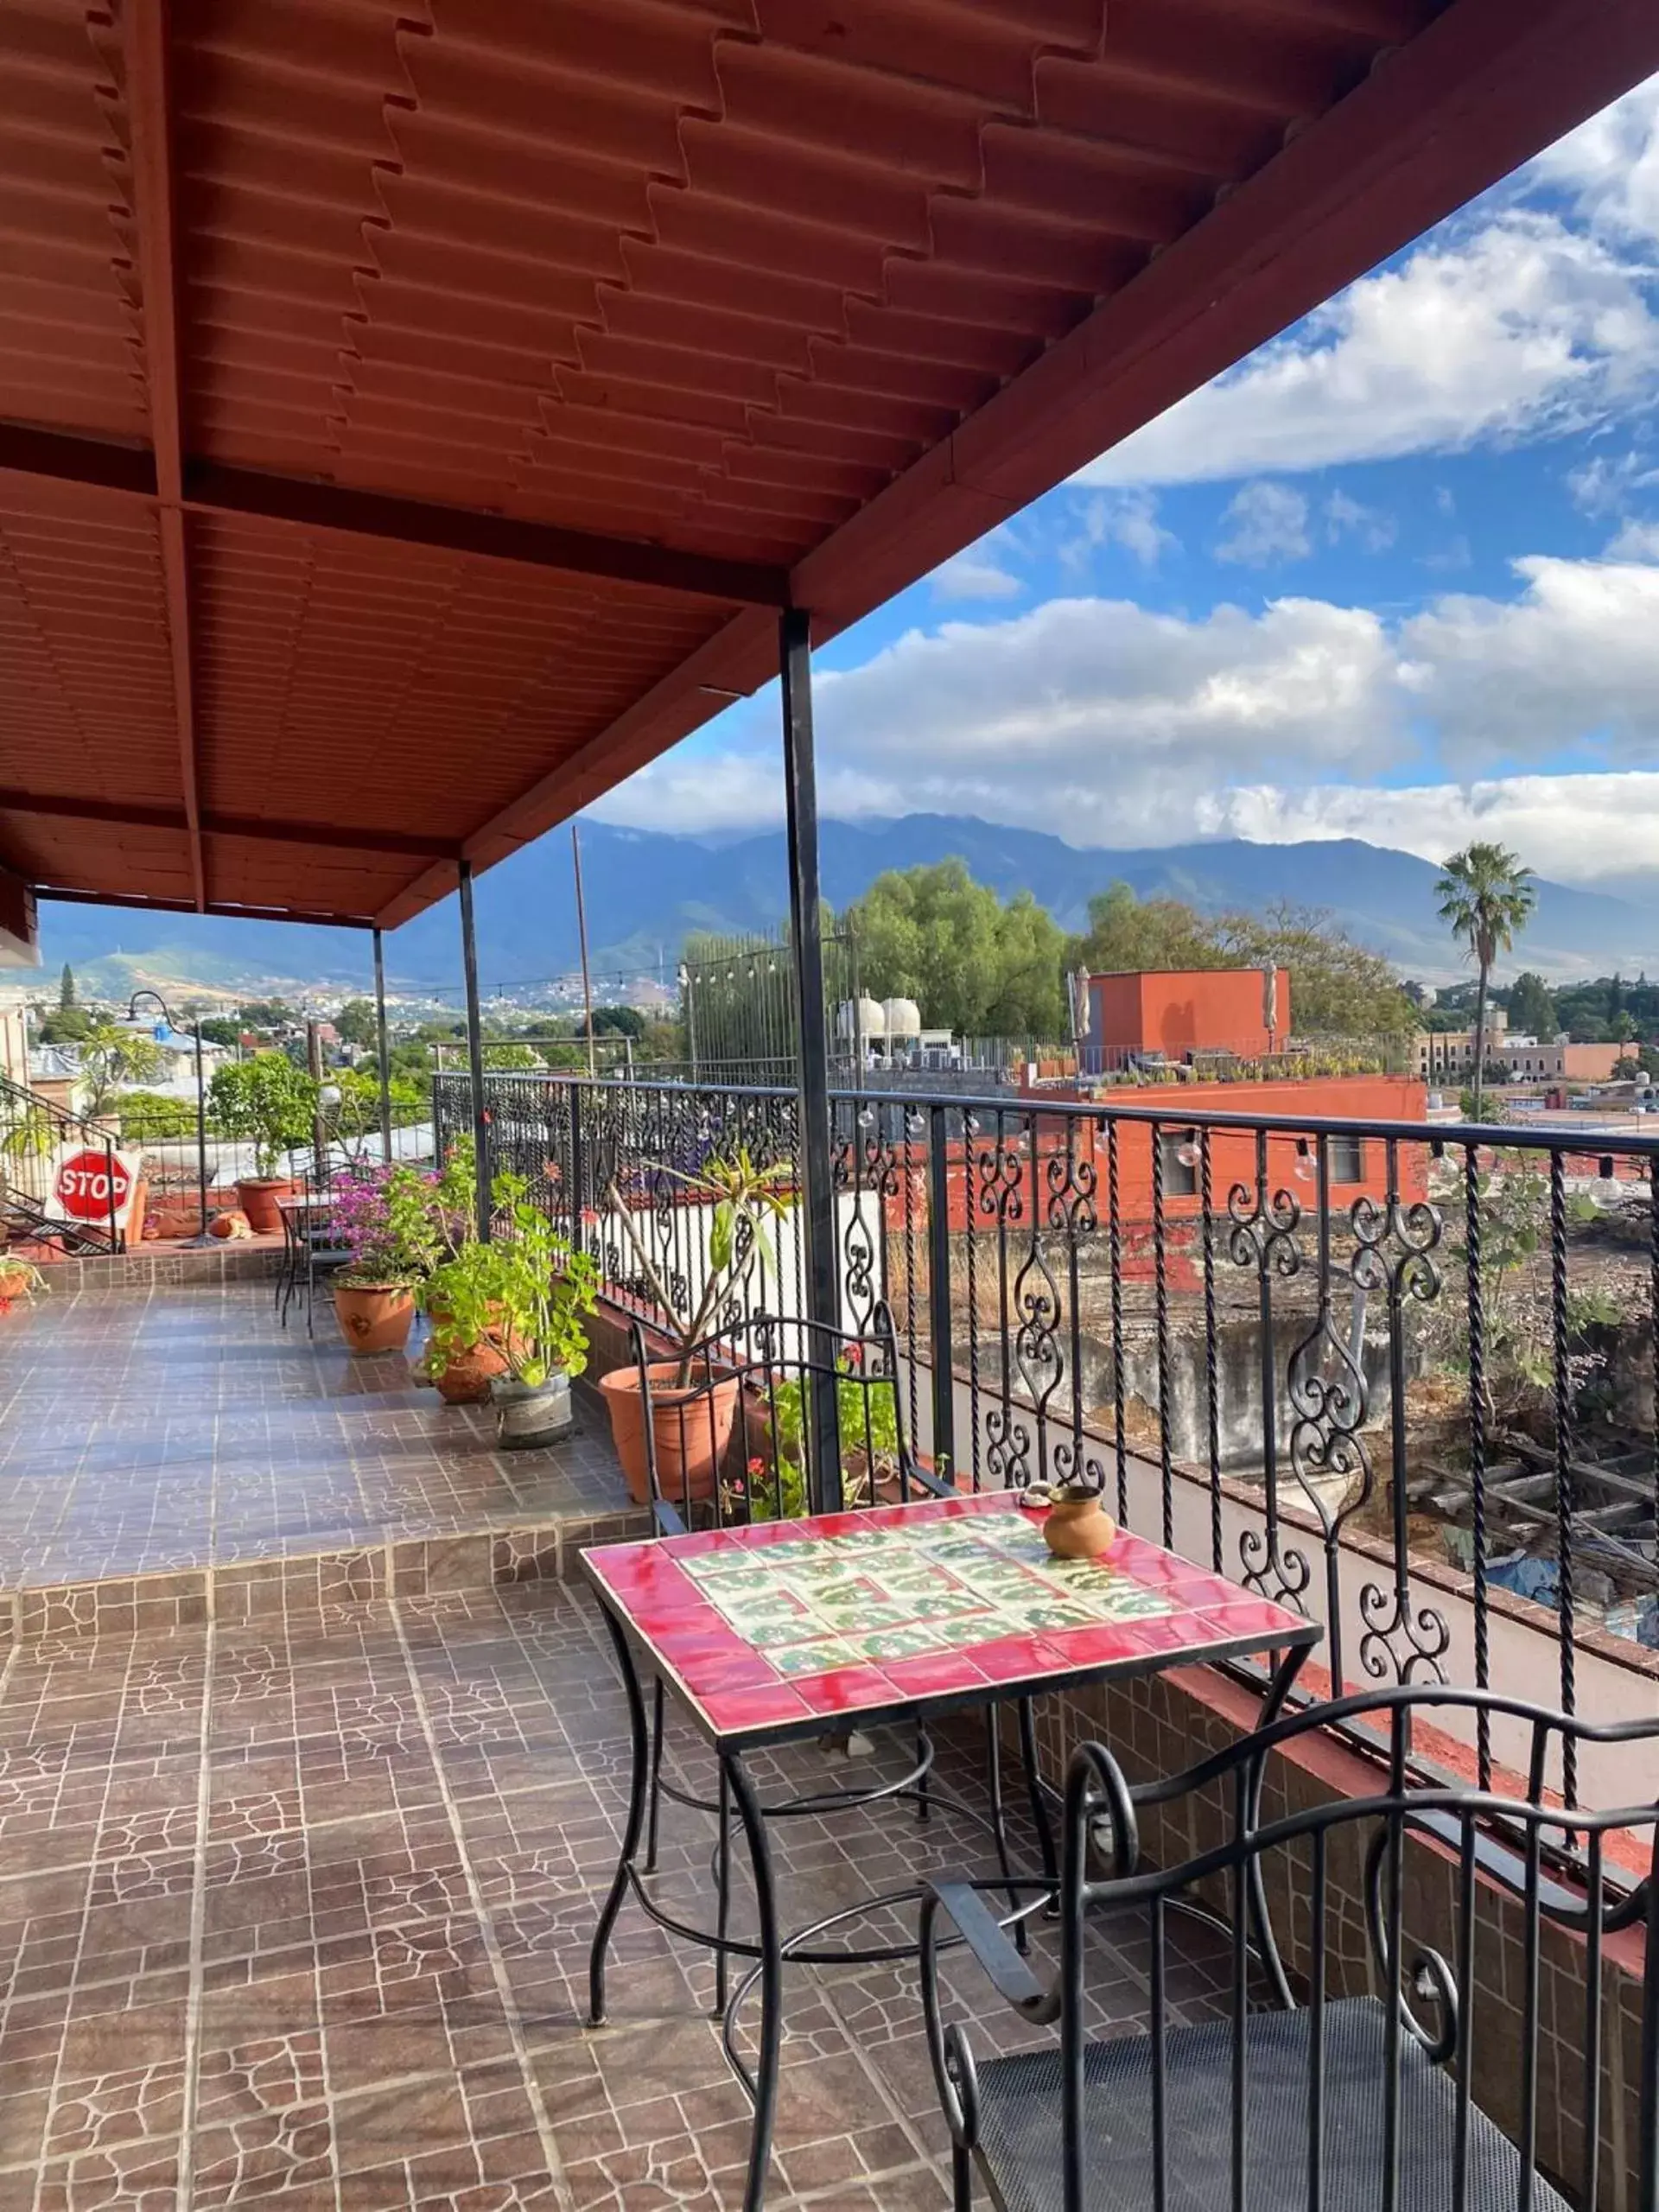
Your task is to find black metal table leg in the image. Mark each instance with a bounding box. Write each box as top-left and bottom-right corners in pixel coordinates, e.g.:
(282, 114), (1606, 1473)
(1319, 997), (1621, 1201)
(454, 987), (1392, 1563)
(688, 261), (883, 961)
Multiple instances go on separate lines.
(588, 1603), (651, 2026)
(723, 1748), (782, 2212)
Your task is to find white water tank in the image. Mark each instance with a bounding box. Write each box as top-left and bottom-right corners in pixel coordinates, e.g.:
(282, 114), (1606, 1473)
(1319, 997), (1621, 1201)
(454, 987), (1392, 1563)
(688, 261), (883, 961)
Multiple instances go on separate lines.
(883, 997), (921, 1038)
(838, 996), (887, 1041)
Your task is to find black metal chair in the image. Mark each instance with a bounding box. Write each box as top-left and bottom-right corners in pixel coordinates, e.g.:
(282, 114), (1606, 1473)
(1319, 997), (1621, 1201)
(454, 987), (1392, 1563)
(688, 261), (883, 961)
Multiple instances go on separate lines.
(277, 1173), (351, 1336)
(922, 1684), (1659, 2212)
(627, 1304), (1058, 1975)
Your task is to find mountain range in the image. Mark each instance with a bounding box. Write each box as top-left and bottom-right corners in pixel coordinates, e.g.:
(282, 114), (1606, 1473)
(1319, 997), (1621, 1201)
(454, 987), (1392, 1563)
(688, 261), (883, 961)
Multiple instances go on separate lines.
(32, 816), (1658, 998)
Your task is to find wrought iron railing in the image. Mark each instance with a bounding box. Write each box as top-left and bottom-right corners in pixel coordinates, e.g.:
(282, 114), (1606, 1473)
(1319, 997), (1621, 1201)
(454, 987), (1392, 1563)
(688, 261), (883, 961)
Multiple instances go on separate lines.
(433, 1067), (1659, 1803)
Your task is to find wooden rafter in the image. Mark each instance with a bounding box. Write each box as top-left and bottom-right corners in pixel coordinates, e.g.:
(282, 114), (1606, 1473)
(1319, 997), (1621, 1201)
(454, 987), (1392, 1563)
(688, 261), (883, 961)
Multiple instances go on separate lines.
(123, 0), (203, 912)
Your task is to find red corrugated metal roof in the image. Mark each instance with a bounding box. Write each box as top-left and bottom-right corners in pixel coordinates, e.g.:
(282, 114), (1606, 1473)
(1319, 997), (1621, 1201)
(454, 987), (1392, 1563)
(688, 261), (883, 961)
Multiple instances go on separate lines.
(1, 0), (1656, 927)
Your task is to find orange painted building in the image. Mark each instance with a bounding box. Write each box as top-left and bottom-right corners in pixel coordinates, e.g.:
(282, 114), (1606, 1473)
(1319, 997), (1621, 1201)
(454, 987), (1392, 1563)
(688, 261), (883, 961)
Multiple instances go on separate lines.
(1081, 967), (1290, 1074)
(892, 1076), (1430, 1251)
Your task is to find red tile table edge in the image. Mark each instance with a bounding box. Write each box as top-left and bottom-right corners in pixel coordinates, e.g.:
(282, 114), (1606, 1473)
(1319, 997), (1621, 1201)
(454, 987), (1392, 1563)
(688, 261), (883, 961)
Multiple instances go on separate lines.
(581, 1495), (1322, 1751)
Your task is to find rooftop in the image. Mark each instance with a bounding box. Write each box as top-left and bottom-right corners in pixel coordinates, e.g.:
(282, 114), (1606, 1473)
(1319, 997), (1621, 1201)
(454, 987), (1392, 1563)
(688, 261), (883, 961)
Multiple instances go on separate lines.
(3, 0), (1656, 927)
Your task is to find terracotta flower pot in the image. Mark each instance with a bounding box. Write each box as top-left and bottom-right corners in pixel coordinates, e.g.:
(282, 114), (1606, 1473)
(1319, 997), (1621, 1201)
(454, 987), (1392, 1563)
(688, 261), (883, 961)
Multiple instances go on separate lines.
(333, 1281), (416, 1356)
(235, 1177), (295, 1235)
(433, 1337), (509, 1404)
(600, 1362), (741, 1507)
(1042, 1492), (1117, 1560)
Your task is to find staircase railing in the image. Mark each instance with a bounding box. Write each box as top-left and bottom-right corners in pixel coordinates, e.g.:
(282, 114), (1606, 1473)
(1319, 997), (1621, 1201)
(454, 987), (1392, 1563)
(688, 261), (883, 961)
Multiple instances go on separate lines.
(0, 1071), (126, 1254)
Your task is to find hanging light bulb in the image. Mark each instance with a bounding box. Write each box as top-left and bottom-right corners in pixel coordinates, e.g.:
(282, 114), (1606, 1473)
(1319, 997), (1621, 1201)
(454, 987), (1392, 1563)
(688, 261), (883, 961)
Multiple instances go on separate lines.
(1293, 1138), (1316, 1183)
(1175, 1131), (1199, 1168)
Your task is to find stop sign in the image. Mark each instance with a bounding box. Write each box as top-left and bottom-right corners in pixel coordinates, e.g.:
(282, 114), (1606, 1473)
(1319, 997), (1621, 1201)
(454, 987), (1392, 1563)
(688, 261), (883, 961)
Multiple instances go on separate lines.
(54, 1148), (130, 1222)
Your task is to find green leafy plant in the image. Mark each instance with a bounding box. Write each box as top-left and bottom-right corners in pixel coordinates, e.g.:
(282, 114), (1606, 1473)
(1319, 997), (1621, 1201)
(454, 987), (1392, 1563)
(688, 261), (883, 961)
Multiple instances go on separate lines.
(0, 1255), (48, 1306)
(427, 1172), (599, 1389)
(78, 1020), (164, 1116)
(208, 1052), (318, 1178)
(731, 1351), (902, 1521)
(606, 1143), (797, 1382)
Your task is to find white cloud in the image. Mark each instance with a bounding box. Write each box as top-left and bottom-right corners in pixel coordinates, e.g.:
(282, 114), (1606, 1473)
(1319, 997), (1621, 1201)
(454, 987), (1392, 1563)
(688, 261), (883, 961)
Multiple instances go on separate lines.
(930, 532), (1023, 601)
(1211, 772), (1659, 890)
(1083, 213), (1658, 487)
(1325, 491), (1395, 552)
(594, 541), (1659, 889)
(1398, 552), (1659, 767)
(1608, 516), (1659, 558)
(1060, 489), (1177, 570)
(1215, 481), (1310, 565)
(1532, 74), (1659, 245)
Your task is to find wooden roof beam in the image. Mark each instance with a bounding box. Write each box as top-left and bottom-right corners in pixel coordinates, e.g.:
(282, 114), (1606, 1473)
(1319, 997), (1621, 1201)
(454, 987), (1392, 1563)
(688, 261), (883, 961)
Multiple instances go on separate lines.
(0, 429), (792, 608)
(124, 0), (204, 913)
(0, 790), (460, 861)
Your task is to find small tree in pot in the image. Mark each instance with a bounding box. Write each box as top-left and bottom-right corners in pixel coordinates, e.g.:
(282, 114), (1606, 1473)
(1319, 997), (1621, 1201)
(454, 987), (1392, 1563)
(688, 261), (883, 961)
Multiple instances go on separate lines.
(598, 1144), (796, 1503)
(207, 1052), (318, 1232)
(425, 1172), (599, 1446)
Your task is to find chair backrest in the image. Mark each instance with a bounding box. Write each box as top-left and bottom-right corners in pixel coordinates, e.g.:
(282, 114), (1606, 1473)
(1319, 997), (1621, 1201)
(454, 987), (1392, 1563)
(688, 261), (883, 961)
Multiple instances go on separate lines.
(1051, 1686), (1659, 2212)
(627, 1304), (928, 1532)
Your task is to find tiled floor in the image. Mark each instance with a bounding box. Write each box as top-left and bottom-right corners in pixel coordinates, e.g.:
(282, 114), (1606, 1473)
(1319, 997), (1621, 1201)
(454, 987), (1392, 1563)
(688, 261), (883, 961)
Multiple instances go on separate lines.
(0, 1577), (1226, 2211)
(0, 1287), (630, 1590)
(0, 1284), (1230, 2208)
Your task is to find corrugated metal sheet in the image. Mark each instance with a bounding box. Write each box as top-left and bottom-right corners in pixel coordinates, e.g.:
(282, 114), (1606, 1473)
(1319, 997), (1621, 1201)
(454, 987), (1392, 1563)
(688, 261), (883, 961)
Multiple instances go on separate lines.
(0, 0), (1652, 925)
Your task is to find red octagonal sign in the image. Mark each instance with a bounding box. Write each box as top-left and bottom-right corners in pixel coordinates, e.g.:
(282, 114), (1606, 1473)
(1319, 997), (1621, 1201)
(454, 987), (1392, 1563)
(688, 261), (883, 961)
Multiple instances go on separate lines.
(54, 1148), (130, 1221)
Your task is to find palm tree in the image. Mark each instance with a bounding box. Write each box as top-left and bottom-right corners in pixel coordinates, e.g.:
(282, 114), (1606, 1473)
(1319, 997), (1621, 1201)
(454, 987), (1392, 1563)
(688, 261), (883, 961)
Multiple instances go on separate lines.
(1435, 843), (1536, 1118)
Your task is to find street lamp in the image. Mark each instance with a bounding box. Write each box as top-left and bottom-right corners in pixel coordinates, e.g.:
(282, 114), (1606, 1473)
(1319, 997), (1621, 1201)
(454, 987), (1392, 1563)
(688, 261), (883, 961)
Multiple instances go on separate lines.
(127, 990), (213, 1243)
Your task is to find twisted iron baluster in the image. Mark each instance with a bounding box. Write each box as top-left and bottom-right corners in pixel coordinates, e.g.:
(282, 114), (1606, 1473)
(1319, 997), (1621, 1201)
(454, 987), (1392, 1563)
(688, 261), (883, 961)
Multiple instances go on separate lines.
(1551, 1149), (1576, 1808)
(964, 1114), (982, 1490)
(1108, 1116), (1127, 1525)
(981, 1111), (1030, 1488)
(1046, 1118), (1099, 1497)
(1465, 1143), (1491, 1790)
(1230, 1129), (1310, 1613)
(902, 1110), (922, 1452)
(1151, 1120), (1173, 1548)
(1352, 1140), (1446, 1696)
(1200, 1127), (1222, 1573)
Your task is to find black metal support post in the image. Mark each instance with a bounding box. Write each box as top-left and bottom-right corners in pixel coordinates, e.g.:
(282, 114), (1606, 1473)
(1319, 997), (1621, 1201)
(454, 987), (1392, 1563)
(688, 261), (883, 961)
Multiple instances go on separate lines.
(192, 1018), (208, 1238)
(457, 860), (491, 1243)
(780, 605), (841, 1510)
(372, 925), (393, 1166)
(926, 1103), (957, 1480)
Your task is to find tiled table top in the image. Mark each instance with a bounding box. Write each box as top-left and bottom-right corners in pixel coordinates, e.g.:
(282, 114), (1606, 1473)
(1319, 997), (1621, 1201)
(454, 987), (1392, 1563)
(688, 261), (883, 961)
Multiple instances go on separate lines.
(585, 1491), (1317, 1746)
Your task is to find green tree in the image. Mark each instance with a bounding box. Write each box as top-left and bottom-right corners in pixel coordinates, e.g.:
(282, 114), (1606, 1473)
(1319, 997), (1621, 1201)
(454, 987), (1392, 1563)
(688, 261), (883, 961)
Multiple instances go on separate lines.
(1069, 881), (1226, 976)
(196, 1015), (242, 1047)
(1435, 842), (1536, 1119)
(334, 998), (378, 1050)
(849, 860), (1065, 1038)
(1066, 884), (1412, 1041)
(208, 1052), (318, 1178)
(1217, 901), (1414, 1038)
(1505, 970), (1556, 1039)
(36, 1006), (92, 1044)
(58, 963), (76, 1009)
(237, 998), (296, 1033)
(79, 1020), (164, 1116)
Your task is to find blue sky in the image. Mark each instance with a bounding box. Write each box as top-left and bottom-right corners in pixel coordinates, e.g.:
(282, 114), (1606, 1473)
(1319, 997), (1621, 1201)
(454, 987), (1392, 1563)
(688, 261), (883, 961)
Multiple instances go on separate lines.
(589, 75), (1659, 899)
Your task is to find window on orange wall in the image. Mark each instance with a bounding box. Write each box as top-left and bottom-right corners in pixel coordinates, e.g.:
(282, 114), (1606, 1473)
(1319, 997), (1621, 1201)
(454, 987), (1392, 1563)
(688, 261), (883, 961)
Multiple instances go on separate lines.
(1158, 1128), (1198, 1199)
(1330, 1132), (1364, 1184)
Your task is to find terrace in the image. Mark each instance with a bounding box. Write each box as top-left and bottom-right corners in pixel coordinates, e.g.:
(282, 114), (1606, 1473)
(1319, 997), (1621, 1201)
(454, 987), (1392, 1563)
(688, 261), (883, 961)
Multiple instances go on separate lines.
(3, 2), (1659, 2205)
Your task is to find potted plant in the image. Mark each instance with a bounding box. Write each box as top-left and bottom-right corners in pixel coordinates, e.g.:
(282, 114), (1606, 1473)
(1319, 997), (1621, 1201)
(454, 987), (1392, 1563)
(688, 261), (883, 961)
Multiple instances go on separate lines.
(412, 1141), (499, 1400)
(207, 1052), (318, 1232)
(599, 1145), (796, 1504)
(328, 1160), (441, 1356)
(434, 1171), (598, 1447)
(0, 1255), (47, 1313)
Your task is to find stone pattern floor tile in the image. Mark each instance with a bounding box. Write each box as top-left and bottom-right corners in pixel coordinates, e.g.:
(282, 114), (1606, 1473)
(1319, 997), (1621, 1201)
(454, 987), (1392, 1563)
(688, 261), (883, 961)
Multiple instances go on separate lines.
(0, 1571), (1219, 2209)
(0, 1286), (633, 1595)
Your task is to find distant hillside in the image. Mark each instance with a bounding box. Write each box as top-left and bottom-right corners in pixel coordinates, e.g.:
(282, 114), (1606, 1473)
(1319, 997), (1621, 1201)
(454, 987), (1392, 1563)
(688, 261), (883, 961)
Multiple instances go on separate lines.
(34, 817), (1658, 995)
